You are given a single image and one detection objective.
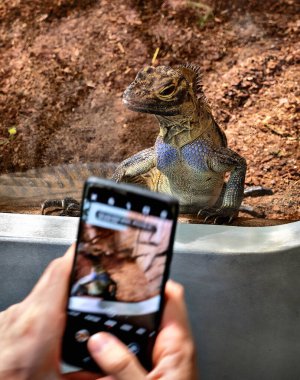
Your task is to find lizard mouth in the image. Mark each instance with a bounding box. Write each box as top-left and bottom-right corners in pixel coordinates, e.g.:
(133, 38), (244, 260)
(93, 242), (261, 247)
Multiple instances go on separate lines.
(122, 97), (178, 116)
(122, 98), (150, 113)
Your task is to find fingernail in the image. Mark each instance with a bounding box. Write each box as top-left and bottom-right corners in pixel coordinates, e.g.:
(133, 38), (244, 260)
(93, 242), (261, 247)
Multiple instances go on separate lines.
(89, 333), (112, 353)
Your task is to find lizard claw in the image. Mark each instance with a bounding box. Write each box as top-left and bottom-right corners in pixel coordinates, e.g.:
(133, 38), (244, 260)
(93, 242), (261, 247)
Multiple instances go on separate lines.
(204, 214), (213, 223)
(42, 197), (80, 217)
(197, 207), (219, 223)
(197, 207), (211, 219)
(197, 206), (238, 225)
(213, 215), (223, 225)
(213, 213), (234, 225)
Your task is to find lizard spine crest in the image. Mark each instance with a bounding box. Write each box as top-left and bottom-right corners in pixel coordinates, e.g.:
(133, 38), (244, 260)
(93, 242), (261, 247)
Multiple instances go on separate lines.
(179, 62), (206, 102)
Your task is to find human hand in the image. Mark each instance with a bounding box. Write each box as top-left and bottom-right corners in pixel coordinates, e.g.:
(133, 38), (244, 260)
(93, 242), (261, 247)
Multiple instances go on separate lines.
(87, 280), (198, 380)
(0, 245), (198, 380)
(0, 244), (74, 380)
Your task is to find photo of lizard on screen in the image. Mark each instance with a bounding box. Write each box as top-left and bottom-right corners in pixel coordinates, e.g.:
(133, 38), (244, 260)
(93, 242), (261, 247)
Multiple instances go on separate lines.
(68, 199), (173, 322)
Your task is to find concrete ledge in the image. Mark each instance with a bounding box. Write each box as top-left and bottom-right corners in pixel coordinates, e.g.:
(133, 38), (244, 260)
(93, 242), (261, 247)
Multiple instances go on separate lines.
(0, 213), (299, 380)
(1, 213), (299, 252)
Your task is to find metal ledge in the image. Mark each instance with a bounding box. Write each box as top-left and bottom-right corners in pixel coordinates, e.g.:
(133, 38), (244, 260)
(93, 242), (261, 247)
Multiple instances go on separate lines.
(0, 213), (299, 253)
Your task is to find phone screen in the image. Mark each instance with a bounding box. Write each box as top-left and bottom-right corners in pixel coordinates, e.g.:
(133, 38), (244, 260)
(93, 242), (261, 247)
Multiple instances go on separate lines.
(62, 179), (178, 372)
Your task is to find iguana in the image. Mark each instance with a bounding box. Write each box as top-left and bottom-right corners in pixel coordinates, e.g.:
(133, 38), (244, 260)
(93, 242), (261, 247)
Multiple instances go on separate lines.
(0, 64), (271, 222)
(111, 63), (270, 223)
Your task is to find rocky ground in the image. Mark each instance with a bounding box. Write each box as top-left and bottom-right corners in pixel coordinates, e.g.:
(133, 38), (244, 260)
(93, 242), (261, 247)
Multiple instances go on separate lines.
(0, 0), (299, 222)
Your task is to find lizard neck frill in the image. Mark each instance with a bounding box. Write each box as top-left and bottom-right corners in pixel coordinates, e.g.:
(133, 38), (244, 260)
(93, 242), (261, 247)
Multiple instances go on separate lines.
(156, 106), (212, 148)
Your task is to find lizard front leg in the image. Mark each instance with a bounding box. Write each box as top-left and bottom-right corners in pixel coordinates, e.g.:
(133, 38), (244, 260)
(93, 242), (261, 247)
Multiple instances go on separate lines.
(111, 147), (156, 188)
(200, 147), (246, 223)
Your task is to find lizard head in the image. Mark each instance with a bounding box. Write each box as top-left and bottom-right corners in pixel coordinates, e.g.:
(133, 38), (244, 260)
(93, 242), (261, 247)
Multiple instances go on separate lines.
(123, 65), (202, 117)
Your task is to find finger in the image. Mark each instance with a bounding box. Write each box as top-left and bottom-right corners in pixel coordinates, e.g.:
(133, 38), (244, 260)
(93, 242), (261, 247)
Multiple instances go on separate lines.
(153, 322), (194, 359)
(150, 323), (198, 380)
(161, 280), (191, 334)
(151, 280), (195, 370)
(88, 332), (146, 380)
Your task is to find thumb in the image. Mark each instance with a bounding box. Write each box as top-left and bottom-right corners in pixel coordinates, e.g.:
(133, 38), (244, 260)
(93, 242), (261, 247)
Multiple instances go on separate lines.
(87, 332), (146, 380)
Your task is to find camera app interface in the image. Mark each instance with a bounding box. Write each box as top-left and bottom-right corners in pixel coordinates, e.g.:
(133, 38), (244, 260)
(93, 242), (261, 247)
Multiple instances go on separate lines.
(64, 187), (174, 370)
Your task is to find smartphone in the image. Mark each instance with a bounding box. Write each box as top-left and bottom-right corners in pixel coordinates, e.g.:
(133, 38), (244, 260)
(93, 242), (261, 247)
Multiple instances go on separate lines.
(62, 177), (178, 372)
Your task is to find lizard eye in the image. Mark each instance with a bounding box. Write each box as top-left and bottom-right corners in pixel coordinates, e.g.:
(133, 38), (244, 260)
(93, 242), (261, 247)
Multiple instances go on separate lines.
(158, 85), (176, 98)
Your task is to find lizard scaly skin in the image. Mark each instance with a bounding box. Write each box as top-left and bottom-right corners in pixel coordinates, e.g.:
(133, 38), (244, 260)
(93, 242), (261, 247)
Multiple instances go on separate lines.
(112, 64), (247, 222)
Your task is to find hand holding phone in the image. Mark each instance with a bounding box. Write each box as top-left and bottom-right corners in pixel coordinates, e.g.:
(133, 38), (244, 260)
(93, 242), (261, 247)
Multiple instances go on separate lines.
(0, 245), (198, 380)
(62, 177), (179, 372)
(86, 280), (197, 380)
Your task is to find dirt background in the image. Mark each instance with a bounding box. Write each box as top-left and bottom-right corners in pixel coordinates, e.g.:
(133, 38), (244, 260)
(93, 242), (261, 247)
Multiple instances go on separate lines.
(0, 0), (299, 222)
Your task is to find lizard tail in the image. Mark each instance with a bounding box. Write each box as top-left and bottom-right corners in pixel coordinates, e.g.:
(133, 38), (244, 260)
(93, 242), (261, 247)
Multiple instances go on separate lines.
(0, 162), (117, 207)
(243, 186), (273, 198)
